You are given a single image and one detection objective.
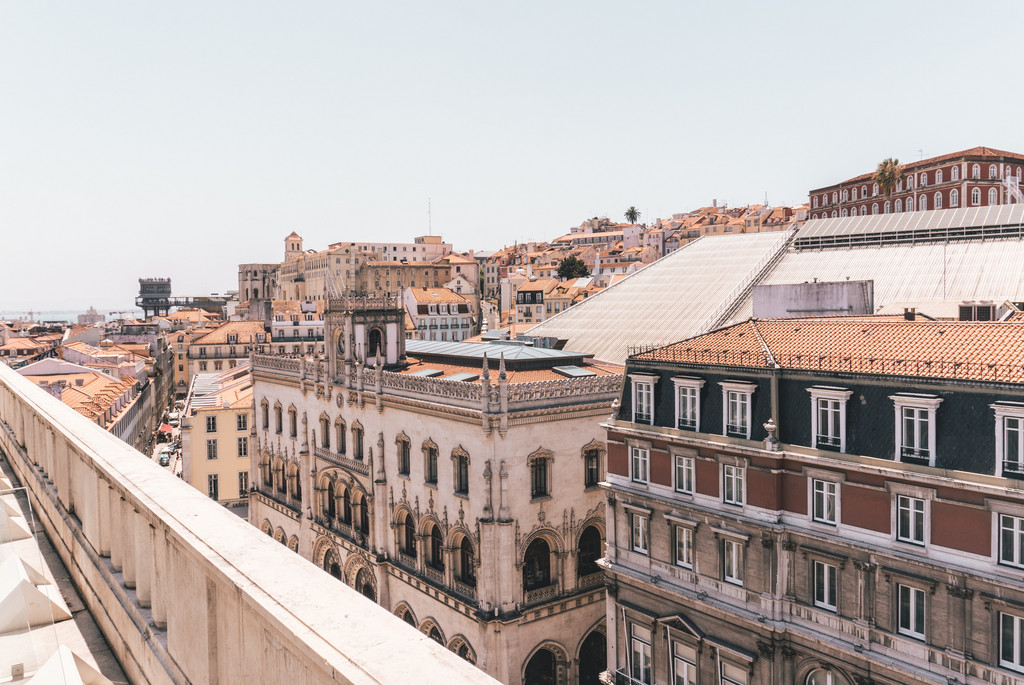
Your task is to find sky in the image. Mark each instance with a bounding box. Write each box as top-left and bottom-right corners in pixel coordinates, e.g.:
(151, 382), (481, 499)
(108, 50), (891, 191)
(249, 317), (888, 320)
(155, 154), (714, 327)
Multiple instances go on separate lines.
(3, 1), (1024, 311)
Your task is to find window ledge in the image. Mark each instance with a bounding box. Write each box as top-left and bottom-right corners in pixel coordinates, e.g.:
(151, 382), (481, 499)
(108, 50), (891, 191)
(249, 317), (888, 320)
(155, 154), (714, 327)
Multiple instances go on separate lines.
(530, 494), (552, 503)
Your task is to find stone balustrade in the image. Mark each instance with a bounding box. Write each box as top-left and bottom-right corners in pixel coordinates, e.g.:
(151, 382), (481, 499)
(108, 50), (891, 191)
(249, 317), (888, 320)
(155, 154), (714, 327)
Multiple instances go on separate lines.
(0, 363), (497, 685)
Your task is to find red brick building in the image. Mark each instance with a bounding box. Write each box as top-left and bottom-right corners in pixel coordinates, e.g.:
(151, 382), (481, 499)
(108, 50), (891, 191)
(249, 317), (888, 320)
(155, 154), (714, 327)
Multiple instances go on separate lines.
(809, 146), (1024, 220)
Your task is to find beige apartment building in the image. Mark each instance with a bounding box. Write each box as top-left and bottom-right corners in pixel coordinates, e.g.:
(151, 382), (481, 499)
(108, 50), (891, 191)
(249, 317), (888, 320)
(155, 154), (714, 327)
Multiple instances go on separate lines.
(181, 363), (253, 506)
(248, 293), (620, 685)
(187, 321), (270, 377)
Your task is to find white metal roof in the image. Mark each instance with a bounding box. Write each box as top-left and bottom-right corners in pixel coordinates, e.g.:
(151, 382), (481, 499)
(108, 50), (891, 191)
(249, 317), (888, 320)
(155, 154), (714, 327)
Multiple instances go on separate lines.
(729, 237), (1024, 322)
(796, 204), (1024, 244)
(527, 231), (793, 363)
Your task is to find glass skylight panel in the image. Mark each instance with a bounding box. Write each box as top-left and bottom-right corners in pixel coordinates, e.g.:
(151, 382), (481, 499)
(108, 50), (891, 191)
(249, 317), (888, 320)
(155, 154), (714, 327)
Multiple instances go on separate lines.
(552, 365), (596, 378)
(409, 368), (443, 377)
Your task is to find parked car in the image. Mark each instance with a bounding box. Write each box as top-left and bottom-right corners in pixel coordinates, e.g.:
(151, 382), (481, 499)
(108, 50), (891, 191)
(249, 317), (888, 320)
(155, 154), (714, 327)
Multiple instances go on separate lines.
(159, 454), (170, 467)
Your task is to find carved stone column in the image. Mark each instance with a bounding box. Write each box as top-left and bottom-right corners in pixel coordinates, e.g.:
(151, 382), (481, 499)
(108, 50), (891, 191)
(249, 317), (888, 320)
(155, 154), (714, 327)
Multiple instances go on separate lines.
(853, 560), (876, 626)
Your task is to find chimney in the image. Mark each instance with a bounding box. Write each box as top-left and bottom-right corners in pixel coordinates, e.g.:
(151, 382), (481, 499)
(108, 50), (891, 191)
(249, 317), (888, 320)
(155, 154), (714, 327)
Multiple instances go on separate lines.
(904, 308), (916, 321)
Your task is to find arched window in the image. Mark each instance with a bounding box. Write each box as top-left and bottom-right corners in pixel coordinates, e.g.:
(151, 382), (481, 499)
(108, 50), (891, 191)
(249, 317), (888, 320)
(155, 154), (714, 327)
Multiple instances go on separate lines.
(577, 526), (602, 578)
(832, 192), (838, 204)
(852, 187), (858, 200)
(453, 449), (469, 495)
(424, 441), (438, 484)
(456, 536), (475, 585)
(289, 463), (301, 501)
(320, 416), (330, 449)
(906, 176), (914, 189)
(972, 164), (980, 179)
(524, 650), (556, 685)
(806, 668), (843, 685)
(368, 328), (383, 359)
(935, 169), (943, 184)
(872, 203), (879, 215)
(1018, 166), (1022, 180)
(894, 199), (902, 212)
(275, 461), (286, 495)
(905, 196), (913, 212)
(400, 512), (416, 558)
(813, 197), (818, 208)
(919, 195), (927, 211)
(840, 209), (848, 217)
(952, 165), (960, 181)
(920, 172), (927, 186)
(821, 194), (827, 206)
(990, 164), (998, 179)
(972, 187), (981, 205)
(352, 423), (364, 460)
(397, 436), (411, 476)
(428, 626), (443, 644)
(860, 205), (866, 216)
(934, 192), (942, 209)
(322, 479), (336, 520)
(358, 495), (369, 535)
(884, 201), (891, 214)
(897, 180), (904, 192)
(841, 190), (848, 202)
(274, 405), (283, 434)
(873, 183), (879, 195)
(261, 400), (269, 430)
(260, 456), (272, 488)
(950, 189), (959, 206)
(427, 524), (444, 571)
(861, 185), (867, 198)
(335, 420), (346, 455)
(989, 187), (998, 205)
(831, 211), (837, 218)
(398, 606), (416, 626)
(523, 538), (552, 591)
(288, 407), (297, 438)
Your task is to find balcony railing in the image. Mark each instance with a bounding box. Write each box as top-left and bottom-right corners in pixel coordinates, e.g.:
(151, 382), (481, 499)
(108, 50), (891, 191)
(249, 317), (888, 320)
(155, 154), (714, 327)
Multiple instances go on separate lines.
(524, 583), (559, 605)
(578, 571), (604, 590)
(453, 578), (477, 601)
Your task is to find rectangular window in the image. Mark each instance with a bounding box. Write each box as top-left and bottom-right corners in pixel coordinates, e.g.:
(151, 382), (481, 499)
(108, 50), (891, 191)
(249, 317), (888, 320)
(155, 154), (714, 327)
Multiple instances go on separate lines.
(584, 449), (600, 488)
(726, 391), (749, 436)
(901, 406), (930, 459)
(237, 413), (247, 431)
(1004, 416), (1023, 474)
(237, 437), (248, 458)
(812, 479), (837, 525)
(207, 474), (219, 501)
(676, 385), (698, 430)
(896, 496), (925, 545)
(398, 441), (410, 476)
(630, 625), (652, 685)
(723, 464), (744, 506)
(426, 446), (438, 484)
(530, 459), (548, 498)
(238, 471), (249, 497)
(206, 415), (217, 433)
(631, 514), (649, 554)
(723, 538), (743, 585)
(206, 439), (218, 460)
(674, 526), (693, 568)
(633, 380), (653, 424)
(813, 560), (838, 611)
(720, 662), (747, 685)
(674, 455), (694, 495)
(1000, 612), (1024, 673)
(817, 398), (841, 447)
(630, 446), (650, 484)
(897, 584), (926, 640)
(672, 642), (697, 685)
(999, 514), (1024, 568)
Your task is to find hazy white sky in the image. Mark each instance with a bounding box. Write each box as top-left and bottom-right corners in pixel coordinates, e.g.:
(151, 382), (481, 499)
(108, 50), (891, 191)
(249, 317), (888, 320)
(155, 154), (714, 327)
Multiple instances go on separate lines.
(3, 1), (1023, 310)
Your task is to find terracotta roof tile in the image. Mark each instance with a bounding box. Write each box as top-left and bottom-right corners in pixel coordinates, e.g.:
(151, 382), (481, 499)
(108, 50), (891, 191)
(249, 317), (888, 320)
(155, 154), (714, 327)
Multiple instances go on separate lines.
(635, 316), (1024, 384)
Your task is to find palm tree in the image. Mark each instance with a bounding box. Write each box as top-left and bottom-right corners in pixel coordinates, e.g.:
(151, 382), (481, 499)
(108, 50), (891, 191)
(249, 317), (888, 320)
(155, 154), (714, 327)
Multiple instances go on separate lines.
(624, 206), (641, 224)
(873, 158), (906, 200)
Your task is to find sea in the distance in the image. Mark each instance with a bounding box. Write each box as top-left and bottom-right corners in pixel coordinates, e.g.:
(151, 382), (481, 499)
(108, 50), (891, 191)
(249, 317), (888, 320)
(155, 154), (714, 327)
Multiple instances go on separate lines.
(0, 308), (146, 323)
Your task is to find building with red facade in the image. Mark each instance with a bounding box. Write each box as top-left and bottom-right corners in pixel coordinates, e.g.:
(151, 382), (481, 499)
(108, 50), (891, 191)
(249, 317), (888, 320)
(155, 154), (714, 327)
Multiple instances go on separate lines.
(602, 315), (1024, 685)
(809, 147), (1024, 220)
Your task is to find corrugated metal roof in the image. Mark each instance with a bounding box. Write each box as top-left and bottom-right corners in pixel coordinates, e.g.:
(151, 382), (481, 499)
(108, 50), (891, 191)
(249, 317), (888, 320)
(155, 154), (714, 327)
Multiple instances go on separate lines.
(527, 231), (793, 363)
(730, 238), (1024, 322)
(797, 204), (1024, 241)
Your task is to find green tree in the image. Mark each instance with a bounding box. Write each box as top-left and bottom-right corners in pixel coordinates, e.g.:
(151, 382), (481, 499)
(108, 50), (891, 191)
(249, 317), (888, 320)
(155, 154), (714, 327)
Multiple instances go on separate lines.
(873, 157), (906, 200)
(624, 206), (641, 224)
(557, 255), (590, 279)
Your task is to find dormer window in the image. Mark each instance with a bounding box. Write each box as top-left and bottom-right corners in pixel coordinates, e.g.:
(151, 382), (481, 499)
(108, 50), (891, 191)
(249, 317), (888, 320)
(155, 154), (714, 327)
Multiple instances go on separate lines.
(994, 403), (1024, 477)
(672, 376), (704, 431)
(629, 374), (657, 424)
(721, 381), (756, 439)
(891, 394), (942, 466)
(808, 386), (853, 452)
(227, 334), (238, 344)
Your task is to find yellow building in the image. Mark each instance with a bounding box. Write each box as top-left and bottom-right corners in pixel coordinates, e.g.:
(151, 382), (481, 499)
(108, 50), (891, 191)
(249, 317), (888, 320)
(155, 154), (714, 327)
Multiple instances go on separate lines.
(187, 320), (270, 378)
(180, 363), (252, 507)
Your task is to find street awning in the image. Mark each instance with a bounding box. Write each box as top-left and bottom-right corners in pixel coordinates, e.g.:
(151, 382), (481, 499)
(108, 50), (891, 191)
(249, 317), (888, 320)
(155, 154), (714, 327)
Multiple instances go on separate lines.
(158, 423), (173, 433)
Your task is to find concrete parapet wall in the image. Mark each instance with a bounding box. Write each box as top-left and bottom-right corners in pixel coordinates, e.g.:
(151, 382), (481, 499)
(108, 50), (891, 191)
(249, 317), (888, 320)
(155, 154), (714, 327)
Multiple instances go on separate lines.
(0, 363), (497, 685)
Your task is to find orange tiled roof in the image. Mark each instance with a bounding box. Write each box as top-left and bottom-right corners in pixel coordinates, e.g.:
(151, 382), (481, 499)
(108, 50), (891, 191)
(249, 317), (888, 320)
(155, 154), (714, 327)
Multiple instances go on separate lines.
(815, 146), (1024, 190)
(191, 321), (269, 345)
(634, 316), (1024, 384)
(406, 288), (468, 304)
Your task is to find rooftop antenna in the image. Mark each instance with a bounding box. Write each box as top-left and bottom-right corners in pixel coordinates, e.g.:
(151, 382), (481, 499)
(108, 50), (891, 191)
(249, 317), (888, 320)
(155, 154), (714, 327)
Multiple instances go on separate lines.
(918, 149), (924, 161)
